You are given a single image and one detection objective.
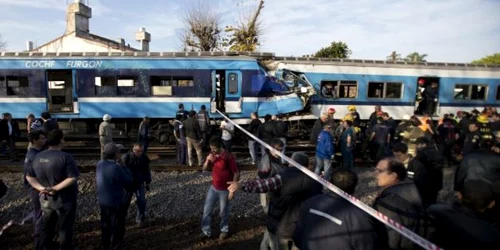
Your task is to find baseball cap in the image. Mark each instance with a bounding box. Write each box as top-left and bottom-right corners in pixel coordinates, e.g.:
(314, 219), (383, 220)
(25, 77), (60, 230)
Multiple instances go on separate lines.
(103, 142), (124, 155)
(328, 108), (336, 113)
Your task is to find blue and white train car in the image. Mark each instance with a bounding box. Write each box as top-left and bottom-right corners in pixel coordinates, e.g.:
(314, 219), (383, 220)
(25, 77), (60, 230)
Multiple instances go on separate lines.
(272, 58), (500, 121)
(0, 52), (314, 129)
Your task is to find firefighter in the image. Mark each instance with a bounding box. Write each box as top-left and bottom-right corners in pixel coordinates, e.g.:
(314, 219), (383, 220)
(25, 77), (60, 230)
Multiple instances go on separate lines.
(477, 114), (494, 141)
(394, 115), (412, 144)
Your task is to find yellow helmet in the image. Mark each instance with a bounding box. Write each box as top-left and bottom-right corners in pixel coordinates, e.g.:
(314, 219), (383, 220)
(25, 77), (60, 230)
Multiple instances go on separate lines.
(347, 105), (356, 111)
(477, 114), (489, 124)
(342, 114), (353, 122)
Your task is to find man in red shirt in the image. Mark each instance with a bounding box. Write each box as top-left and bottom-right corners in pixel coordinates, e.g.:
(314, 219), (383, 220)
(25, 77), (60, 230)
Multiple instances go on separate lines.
(201, 136), (240, 240)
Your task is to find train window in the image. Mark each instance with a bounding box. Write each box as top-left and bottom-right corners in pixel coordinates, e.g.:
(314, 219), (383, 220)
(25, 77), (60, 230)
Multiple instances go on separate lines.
(95, 76), (116, 87)
(367, 82), (384, 98)
(320, 80), (357, 98)
(320, 81), (337, 98)
(6, 76), (29, 96)
(497, 86), (500, 100)
(454, 84), (488, 100)
(117, 76), (137, 87)
(338, 81), (357, 98)
(367, 82), (403, 99)
(386, 82), (403, 98)
(228, 73), (238, 94)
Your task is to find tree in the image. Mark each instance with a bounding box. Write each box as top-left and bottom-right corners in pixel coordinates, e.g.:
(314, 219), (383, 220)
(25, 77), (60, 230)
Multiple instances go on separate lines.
(386, 51), (403, 62)
(0, 33), (6, 51)
(471, 53), (500, 65)
(405, 52), (427, 62)
(313, 41), (352, 58)
(223, 0), (265, 52)
(178, 0), (222, 52)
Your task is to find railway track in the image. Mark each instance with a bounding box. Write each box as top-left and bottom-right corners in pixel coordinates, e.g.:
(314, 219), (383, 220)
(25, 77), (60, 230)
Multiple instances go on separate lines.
(0, 140), (316, 161)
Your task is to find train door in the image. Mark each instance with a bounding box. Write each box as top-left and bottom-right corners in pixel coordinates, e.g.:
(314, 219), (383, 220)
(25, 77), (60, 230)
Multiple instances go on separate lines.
(211, 70), (226, 113)
(224, 70), (242, 113)
(415, 76), (440, 116)
(46, 70), (78, 113)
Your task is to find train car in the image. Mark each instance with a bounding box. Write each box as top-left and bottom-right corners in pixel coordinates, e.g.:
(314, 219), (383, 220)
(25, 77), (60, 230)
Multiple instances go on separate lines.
(0, 51), (315, 143)
(268, 58), (500, 121)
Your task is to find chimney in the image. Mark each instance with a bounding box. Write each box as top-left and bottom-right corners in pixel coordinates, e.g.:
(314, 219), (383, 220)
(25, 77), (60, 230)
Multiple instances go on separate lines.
(116, 38), (125, 49)
(135, 27), (151, 52)
(26, 41), (33, 51)
(66, 0), (92, 35)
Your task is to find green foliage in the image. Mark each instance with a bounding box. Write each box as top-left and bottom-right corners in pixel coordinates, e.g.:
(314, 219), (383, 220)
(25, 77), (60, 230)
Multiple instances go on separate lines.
(471, 53), (500, 65)
(387, 51), (403, 61)
(313, 41), (352, 58)
(405, 52), (427, 62)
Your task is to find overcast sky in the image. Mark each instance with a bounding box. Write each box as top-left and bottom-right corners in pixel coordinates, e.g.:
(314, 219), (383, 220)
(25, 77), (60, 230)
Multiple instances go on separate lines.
(0, 0), (499, 62)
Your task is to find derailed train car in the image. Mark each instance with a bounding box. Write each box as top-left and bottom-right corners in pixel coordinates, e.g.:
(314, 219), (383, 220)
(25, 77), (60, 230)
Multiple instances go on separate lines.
(0, 51), (315, 143)
(269, 57), (500, 121)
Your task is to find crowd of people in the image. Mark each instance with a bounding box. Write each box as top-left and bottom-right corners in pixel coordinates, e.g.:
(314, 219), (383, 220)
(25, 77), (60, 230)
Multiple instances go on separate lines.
(2, 104), (500, 249)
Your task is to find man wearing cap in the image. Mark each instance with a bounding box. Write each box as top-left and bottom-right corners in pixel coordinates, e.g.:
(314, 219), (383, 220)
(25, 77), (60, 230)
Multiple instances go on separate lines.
(326, 108), (337, 137)
(96, 142), (133, 250)
(99, 114), (114, 160)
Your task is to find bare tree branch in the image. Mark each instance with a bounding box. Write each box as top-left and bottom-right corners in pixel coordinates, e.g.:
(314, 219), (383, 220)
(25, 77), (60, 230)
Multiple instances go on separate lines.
(223, 0), (264, 52)
(179, 0), (222, 52)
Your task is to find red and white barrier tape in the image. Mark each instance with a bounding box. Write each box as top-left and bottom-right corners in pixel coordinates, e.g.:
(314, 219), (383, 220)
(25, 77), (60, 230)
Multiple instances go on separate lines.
(217, 110), (443, 250)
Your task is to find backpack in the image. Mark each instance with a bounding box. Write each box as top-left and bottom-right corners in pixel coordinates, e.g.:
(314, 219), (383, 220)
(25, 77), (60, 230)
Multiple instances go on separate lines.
(30, 119), (43, 131)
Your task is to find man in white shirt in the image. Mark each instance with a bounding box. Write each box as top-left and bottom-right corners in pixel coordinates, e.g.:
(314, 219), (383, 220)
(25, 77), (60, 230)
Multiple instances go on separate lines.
(220, 116), (234, 153)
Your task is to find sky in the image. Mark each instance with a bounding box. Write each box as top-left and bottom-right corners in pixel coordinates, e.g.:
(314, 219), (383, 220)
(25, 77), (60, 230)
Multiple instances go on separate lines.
(0, 0), (499, 63)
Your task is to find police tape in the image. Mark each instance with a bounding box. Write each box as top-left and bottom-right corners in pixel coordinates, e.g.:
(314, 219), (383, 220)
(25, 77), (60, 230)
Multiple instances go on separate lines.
(217, 110), (443, 250)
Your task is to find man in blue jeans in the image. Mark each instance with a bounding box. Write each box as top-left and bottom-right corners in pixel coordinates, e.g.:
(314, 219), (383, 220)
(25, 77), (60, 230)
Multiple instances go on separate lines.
(201, 136), (240, 240)
(122, 143), (151, 228)
(315, 124), (334, 180)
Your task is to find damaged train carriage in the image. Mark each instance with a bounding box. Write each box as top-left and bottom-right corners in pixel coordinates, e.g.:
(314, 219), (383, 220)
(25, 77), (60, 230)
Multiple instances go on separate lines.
(271, 57), (500, 137)
(0, 52), (314, 144)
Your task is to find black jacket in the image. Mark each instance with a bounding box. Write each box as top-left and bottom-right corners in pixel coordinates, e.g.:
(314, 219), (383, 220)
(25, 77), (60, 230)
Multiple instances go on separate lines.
(122, 152), (152, 190)
(293, 192), (388, 250)
(415, 146), (443, 193)
(248, 118), (262, 140)
(373, 180), (425, 250)
(182, 116), (201, 140)
(406, 157), (436, 208)
(0, 119), (20, 140)
(266, 167), (323, 237)
(454, 149), (500, 193)
(427, 203), (500, 250)
(258, 121), (276, 144)
(42, 119), (59, 134)
(273, 120), (289, 138)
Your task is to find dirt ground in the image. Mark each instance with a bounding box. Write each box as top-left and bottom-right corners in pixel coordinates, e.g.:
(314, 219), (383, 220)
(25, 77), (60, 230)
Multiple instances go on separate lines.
(0, 216), (266, 250)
